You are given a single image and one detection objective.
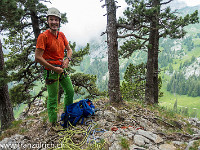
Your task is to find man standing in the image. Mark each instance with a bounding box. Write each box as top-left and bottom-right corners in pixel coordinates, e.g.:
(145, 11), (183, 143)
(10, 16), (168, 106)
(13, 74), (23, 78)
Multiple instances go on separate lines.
(35, 7), (74, 127)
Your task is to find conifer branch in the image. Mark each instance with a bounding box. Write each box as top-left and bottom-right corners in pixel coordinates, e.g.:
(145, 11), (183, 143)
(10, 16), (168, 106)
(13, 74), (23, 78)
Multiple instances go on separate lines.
(118, 33), (148, 40)
(161, 0), (174, 5)
(23, 87), (47, 117)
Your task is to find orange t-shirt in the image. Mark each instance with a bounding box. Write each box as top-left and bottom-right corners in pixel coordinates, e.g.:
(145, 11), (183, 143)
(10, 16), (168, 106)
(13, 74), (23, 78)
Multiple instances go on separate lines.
(36, 30), (69, 66)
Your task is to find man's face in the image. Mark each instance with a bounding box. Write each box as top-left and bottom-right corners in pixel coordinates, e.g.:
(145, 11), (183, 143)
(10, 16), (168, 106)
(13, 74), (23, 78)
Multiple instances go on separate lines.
(47, 15), (60, 31)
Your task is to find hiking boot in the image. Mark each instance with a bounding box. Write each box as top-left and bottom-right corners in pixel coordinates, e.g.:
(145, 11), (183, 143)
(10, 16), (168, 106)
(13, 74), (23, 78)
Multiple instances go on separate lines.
(51, 122), (62, 132)
(45, 122), (61, 135)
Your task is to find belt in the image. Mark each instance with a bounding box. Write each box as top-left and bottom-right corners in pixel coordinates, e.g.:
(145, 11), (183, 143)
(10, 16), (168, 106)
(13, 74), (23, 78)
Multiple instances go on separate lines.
(45, 59), (63, 63)
(52, 64), (62, 67)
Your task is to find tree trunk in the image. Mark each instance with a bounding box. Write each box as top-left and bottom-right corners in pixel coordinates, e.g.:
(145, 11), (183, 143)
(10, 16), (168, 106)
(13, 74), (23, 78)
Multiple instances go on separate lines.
(0, 39), (15, 130)
(145, 32), (155, 104)
(30, 10), (40, 40)
(153, 0), (160, 104)
(106, 0), (122, 103)
(145, 0), (160, 104)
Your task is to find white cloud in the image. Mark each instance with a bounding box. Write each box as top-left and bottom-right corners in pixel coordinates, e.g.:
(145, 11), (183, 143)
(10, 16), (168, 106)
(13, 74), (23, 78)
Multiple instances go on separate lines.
(45, 0), (200, 46)
(45, 0), (126, 46)
(178, 0), (200, 6)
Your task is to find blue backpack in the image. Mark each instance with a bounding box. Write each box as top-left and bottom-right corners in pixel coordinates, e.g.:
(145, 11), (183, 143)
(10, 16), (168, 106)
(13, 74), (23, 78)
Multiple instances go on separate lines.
(60, 99), (95, 128)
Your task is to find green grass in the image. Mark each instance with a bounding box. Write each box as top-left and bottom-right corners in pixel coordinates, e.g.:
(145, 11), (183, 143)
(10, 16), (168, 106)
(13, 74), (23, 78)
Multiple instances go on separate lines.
(14, 104), (27, 119)
(159, 84), (200, 118)
(159, 40), (200, 119)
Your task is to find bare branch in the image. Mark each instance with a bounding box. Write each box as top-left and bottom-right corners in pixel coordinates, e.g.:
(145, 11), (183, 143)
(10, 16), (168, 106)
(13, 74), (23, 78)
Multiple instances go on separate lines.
(22, 87), (47, 117)
(118, 33), (147, 40)
(161, 0), (174, 5)
(101, 31), (107, 36)
(117, 23), (149, 31)
(39, 0), (52, 3)
(101, 4), (107, 8)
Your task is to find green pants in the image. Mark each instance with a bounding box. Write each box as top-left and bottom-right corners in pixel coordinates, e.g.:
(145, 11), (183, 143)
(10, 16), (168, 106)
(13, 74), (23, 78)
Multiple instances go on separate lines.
(44, 70), (74, 123)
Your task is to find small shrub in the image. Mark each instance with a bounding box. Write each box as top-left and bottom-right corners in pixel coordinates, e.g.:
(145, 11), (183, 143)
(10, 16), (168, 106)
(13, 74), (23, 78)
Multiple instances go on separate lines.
(120, 137), (130, 150)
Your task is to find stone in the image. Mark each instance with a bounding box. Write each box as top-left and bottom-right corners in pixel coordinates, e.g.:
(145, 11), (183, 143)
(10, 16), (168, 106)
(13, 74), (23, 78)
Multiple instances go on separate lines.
(134, 135), (150, 146)
(172, 141), (185, 146)
(110, 106), (118, 113)
(159, 144), (176, 150)
(127, 133), (135, 140)
(118, 110), (128, 116)
(109, 133), (118, 143)
(102, 131), (113, 138)
(129, 144), (146, 150)
(109, 141), (122, 150)
(96, 119), (107, 127)
(0, 134), (29, 150)
(148, 145), (159, 150)
(104, 110), (116, 122)
(128, 127), (137, 134)
(185, 140), (197, 150)
(137, 129), (163, 144)
(197, 121), (200, 127)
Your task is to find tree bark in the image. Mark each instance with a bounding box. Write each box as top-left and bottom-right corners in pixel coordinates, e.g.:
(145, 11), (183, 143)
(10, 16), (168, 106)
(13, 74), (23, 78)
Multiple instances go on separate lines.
(145, 0), (160, 104)
(106, 0), (122, 103)
(0, 39), (15, 130)
(153, 0), (160, 104)
(30, 10), (40, 41)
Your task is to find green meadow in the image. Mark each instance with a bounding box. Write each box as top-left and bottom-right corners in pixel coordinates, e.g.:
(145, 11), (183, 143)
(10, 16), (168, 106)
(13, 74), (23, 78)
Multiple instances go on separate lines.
(159, 84), (200, 119)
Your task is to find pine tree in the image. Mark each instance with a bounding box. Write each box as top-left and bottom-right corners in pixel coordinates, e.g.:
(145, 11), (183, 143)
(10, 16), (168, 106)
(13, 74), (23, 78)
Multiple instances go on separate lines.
(121, 63), (146, 100)
(0, 0), (23, 130)
(0, 40), (15, 130)
(104, 0), (122, 103)
(117, 0), (199, 104)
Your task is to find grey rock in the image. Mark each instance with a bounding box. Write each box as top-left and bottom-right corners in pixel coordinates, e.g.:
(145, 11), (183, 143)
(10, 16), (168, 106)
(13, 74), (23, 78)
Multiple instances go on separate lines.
(0, 134), (29, 150)
(104, 110), (116, 122)
(118, 110), (128, 116)
(137, 129), (163, 144)
(159, 144), (176, 150)
(109, 141), (122, 150)
(130, 144), (146, 150)
(134, 134), (150, 146)
(110, 106), (118, 113)
(185, 140), (197, 150)
(149, 145), (159, 150)
(197, 121), (200, 127)
(172, 141), (185, 146)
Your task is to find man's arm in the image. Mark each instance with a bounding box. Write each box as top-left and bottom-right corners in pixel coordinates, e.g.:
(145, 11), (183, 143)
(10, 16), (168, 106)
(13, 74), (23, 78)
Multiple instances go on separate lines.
(35, 48), (63, 74)
(62, 44), (73, 69)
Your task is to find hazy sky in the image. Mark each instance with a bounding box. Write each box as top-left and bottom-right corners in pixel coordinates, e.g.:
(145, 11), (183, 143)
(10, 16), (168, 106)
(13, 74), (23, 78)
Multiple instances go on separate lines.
(45, 0), (200, 46)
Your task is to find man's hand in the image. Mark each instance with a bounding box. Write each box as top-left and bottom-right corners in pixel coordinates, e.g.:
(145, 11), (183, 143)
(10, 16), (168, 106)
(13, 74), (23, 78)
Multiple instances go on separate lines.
(62, 59), (69, 69)
(53, 67), (63, 74)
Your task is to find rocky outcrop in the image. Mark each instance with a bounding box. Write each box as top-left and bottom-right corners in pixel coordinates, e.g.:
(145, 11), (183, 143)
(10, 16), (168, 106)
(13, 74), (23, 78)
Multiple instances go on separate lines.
(0, 98), (200, 150)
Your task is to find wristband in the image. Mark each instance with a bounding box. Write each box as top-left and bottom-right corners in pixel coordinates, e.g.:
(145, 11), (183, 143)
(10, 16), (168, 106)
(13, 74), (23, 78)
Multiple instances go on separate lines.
(67, 57), (72, 61)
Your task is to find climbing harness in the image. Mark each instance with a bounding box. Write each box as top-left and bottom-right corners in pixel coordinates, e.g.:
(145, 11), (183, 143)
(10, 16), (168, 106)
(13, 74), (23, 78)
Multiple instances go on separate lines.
(45, 68), (68, 85)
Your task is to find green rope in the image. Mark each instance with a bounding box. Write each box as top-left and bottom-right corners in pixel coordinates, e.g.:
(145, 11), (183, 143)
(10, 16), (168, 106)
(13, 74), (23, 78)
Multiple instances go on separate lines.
(54, 121), (106, 150)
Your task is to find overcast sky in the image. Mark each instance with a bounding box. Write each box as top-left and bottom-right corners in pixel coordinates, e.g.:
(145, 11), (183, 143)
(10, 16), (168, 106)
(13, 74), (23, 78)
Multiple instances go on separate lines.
(45, 0), (200, 46)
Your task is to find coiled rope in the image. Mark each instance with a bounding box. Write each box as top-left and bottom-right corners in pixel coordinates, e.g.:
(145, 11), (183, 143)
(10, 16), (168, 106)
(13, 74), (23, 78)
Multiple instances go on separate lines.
(54, 120), (106, 150)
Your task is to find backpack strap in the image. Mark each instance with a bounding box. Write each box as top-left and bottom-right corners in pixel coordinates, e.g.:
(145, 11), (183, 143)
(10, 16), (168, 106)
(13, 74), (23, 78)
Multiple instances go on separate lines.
(72, 115), (83, 126)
